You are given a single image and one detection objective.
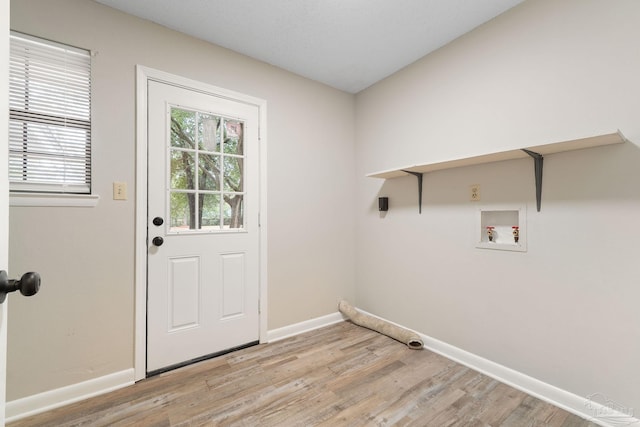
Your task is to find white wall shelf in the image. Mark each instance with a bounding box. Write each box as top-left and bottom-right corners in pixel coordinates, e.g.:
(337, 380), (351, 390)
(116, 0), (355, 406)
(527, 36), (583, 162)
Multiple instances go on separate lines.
(367, 131), (626, 212)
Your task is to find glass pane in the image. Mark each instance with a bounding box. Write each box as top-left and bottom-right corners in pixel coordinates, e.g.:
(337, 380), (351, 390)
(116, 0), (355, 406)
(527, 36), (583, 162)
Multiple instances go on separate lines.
(223, 156), (243, 192)
(171, 150), (195, 190)
(224, 195), (244, 229)
(170, 192), (196, 231)
(201, 194), (221, 230)
(223, 120), (243, 155)
(171, 108), (196, 149)
(199, 154), (221, 191)
(167, 109), (247, 233)
(199, 114), (220, 152)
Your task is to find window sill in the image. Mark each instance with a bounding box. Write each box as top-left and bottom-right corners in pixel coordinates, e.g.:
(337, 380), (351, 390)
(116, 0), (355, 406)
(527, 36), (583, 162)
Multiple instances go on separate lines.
(10, 193), (100, 207)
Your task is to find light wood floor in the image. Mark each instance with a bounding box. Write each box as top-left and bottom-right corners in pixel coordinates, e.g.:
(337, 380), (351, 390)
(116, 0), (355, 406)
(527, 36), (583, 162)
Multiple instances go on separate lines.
(9, 322), (596, 426)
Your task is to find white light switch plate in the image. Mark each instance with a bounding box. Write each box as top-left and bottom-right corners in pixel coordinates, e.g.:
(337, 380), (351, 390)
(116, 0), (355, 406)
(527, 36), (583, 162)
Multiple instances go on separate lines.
(113, 182), (127, 200)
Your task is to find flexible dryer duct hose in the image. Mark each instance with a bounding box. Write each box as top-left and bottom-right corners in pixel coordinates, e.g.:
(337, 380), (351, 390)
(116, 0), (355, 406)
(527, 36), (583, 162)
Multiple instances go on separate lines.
(338, 300), (424, 350)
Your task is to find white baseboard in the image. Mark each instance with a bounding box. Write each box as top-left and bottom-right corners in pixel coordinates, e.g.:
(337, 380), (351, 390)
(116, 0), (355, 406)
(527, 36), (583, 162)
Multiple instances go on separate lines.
(420, 332), (638, 427)
(6, 369), (135, 423)
(354, 308), (638, 427)
(267, 311), (346, 342)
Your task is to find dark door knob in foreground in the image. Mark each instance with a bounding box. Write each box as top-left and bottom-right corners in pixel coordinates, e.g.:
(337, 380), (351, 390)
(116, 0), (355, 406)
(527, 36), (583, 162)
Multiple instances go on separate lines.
(0, 270), (41, 304)
(152, 236), (164, 247)
(152, 217), (164, 226)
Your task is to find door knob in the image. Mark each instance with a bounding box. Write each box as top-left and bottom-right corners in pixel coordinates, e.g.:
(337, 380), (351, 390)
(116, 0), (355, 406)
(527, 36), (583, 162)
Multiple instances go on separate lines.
(0, 271), (41, 304)
(152, 217), (164, 226)
(152, 236), (164, 247)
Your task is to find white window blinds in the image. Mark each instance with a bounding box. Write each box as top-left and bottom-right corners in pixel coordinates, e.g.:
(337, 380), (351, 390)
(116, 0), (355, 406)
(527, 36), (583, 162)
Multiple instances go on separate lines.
(9, 32), (91, 194)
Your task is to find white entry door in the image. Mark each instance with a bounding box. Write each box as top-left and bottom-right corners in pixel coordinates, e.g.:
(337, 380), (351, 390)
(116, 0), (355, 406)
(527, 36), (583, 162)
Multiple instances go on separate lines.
(146, 80), (260, 374)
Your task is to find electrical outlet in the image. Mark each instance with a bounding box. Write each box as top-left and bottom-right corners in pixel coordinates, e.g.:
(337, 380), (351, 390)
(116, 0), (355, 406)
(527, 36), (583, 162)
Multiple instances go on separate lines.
(113, 182), (127, 200)
(470, 184), (480, 201)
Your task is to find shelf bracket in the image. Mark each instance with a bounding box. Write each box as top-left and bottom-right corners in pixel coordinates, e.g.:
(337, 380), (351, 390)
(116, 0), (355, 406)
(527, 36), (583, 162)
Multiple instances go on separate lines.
(402, 170), (423, 214)
(522, 149), (543, 212)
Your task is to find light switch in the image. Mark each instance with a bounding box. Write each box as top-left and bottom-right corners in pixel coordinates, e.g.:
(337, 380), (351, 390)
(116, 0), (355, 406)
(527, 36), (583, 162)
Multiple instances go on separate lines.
(113, 182), (127, 200)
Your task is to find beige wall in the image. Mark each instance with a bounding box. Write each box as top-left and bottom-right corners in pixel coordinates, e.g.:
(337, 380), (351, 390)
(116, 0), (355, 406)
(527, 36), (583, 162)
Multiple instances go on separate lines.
(356, 0), (640, 413)
(8, 0), (356, 400)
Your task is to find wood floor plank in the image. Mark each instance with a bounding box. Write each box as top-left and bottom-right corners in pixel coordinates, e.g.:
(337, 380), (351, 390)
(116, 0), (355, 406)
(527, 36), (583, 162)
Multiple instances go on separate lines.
(8, 322), (597, 427)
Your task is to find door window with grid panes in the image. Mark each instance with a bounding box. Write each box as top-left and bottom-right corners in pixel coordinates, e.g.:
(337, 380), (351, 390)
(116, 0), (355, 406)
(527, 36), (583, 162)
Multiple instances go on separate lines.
(169, 107), (245, 232)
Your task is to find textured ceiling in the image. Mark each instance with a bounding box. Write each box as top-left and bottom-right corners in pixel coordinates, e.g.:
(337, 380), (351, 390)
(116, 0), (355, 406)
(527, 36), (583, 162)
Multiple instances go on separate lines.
(95, 0), (525, 93)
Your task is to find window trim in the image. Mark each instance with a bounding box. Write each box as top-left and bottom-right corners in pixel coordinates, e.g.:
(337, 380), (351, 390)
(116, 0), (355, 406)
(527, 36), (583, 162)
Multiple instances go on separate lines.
(9, 192), (100, 207)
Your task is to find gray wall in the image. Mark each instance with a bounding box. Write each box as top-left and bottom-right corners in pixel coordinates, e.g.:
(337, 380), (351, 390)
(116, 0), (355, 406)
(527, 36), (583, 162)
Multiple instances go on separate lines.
(356, 0), (640, 413)
(8, 0), (356, 400)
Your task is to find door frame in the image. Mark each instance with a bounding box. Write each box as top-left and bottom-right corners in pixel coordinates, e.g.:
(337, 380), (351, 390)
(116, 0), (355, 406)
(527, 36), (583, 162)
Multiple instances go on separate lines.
(134, 66), (268, 381)
(1, 0), (10, 421)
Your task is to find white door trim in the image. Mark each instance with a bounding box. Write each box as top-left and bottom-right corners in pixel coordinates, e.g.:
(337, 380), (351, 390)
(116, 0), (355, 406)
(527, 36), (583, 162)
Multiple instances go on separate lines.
(1, 0), (10, 422)
(134, 66), (268, 381)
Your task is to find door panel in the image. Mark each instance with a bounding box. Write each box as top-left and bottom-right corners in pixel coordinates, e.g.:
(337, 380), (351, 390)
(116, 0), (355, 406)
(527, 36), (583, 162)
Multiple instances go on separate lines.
(221, 253), (245, 319)
(168, 256), (200, 331)
(146, 80), (260, 373)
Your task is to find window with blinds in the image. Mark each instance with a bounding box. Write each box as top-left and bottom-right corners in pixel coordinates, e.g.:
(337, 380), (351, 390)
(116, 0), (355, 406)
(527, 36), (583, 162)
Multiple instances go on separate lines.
(9, 32), (91, 194)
